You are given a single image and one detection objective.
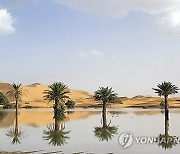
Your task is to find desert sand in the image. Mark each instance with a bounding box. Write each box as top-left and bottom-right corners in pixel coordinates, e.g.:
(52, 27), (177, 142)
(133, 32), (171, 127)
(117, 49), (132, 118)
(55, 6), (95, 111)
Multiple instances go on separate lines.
(0, 81), (180, 108)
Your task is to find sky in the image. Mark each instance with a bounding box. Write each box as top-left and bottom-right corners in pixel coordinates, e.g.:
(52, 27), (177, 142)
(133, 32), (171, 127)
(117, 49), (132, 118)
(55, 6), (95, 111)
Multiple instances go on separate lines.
(0, 0), (180, 97)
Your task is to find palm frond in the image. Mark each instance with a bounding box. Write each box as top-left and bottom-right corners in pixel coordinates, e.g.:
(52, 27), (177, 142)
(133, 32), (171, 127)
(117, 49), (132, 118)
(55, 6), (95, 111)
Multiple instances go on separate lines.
(43, 82), (70, 104)
(94, 87), (118, 103)
(153, 81), (179, 97)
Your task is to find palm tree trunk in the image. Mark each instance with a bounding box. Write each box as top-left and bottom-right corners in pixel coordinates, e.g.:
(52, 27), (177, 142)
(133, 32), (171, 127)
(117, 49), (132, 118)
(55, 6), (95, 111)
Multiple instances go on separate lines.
(15, 99), (18, 115)
(55, 117), (59, 131)
(15, 105), (18, 134)
(102, 112), (107, 127)
(102, 101), (107, 127)
(164, 96), (169, 121)
(54, 99), (58, 118)
(165, 118), (169, 137)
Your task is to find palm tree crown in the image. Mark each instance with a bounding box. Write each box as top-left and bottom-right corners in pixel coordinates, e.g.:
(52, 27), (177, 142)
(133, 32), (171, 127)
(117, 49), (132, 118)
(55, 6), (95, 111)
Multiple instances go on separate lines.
(43, 82), (70, 104)
(153, 81), (179, 97)
(94, 87), (118, 103)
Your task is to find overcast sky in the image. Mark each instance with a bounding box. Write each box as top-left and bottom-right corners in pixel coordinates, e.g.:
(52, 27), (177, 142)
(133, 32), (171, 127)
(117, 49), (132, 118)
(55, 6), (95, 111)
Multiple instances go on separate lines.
(0, 0), (180, 97)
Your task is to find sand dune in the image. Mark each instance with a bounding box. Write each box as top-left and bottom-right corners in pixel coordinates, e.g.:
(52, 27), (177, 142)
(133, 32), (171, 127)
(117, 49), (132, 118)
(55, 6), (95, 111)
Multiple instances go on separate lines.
(0, 82), (180, 108)
(0, 82), (97, 108)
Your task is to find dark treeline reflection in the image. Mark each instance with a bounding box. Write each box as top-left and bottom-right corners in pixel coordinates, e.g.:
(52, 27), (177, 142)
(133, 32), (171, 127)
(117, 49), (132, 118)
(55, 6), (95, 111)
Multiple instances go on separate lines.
(94, 112), (118, 142)
(43, 113), (70, 146)
(0, 111), (7, 122)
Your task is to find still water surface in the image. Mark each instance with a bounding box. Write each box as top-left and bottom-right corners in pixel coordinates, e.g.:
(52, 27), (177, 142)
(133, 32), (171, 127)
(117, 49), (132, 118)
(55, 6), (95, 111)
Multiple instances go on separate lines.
(0, 108), (180, 154)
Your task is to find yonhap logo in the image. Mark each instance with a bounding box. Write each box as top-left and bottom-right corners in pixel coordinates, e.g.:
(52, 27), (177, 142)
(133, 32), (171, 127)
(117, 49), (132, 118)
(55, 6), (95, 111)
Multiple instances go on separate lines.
(118, 132), (180, 149)
(118, 132), (134, 149)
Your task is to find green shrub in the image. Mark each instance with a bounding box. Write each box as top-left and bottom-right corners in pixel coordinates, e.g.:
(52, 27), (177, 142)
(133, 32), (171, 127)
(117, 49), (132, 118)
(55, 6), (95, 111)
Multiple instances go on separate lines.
(65, 100), (75, 108)
(0, 92), (9, 105)
(3, 103), (16, 109)
(0, 111), (7, 121)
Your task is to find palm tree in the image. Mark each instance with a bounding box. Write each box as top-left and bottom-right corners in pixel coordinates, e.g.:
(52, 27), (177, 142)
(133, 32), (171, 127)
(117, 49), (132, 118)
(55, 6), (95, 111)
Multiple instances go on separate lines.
(94, 112), (118, 141)
(153, 81), (178, 121)
(43, 82), (70, 118)
(7, 83), (23, 115)
(94, 87), (118, 123)
(43, 117), (70, 146)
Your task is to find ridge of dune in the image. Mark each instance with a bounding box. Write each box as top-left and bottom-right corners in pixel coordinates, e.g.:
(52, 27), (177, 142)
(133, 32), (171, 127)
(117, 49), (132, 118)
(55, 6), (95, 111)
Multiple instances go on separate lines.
(26, 83), (41, 87)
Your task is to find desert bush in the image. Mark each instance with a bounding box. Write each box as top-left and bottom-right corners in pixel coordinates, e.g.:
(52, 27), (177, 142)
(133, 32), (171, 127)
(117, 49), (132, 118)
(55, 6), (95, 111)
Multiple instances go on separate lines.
(65, 100), (75, 108)
(0, 92), (9, 105)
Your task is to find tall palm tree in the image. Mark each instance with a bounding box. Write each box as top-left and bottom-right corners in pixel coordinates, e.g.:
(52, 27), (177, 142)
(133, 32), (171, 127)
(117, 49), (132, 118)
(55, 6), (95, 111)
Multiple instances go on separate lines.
(153, 81), (178, 121)
(43, 117), (70, 146)
(43, 82), (70, 118)
(94, 87), (118, 123)
(7, 83), (23, 115)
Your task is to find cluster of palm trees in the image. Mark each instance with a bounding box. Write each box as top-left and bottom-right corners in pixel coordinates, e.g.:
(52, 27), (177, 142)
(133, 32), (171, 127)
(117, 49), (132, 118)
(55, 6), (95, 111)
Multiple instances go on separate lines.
(4, 81), (179, 148)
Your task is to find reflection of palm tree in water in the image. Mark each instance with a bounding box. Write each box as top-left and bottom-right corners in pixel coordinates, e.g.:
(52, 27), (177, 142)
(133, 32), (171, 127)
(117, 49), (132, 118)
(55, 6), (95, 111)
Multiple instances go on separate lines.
(157, 114), (177, 150)
(6, 112), (23, 144)
(43, 115), (70, 146)
(0, 111), (7, 122)
(94, 112), (118, 142)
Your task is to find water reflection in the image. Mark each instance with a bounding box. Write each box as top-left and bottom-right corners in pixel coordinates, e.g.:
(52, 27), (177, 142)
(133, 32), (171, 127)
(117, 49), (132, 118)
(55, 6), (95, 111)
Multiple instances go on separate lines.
(94, 112), (118, 142)
(109, 111), (121, 117)
(157, 109), (178, 150)
(6, 112), (23, 144)
(43, 114), (70, 146)
(0, 111), (7, 122)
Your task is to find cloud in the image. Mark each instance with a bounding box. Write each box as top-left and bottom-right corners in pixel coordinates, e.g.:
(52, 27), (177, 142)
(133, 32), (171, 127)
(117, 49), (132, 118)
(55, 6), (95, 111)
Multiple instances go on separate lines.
(146, 10), (180, 38)
(77, 49), (104, 59)
(0, 9), (15, 36)
(158, 10), (180, 37)
(53, 0), (180, 18)
(160, 10), (180, 27)
(54, 0), (180, 37)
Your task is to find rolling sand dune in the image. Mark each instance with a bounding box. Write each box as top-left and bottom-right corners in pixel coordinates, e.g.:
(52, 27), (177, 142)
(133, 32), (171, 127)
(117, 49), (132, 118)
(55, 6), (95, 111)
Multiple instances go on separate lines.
(0, 82), (97, 108)
(0, 82), (180, 108)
